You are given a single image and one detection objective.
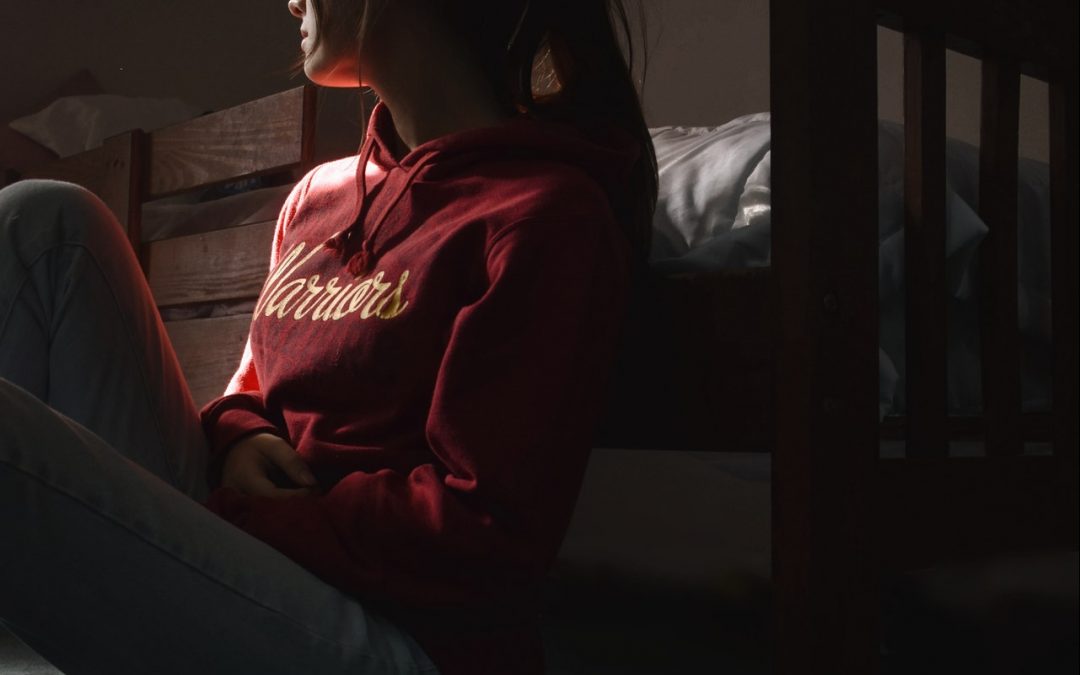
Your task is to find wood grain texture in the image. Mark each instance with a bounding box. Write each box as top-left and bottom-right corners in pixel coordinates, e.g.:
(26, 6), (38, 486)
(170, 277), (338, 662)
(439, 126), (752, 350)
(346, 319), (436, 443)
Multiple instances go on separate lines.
(166, 314), (254, 408)
(23, 131), (144, 257)
(594, 268), (773, 453)
(876, 0), (1073, 80)
(903, 29), (949, 458)
(1048, 66), (1078, 531)
(148, 86), (315, 198)
(878, 456), (1077, 570)
(770, 1), (880, 672)
(978, 57), (1023, 457)
(880, 413), (1053, 442)
(145, 221), (275, 307)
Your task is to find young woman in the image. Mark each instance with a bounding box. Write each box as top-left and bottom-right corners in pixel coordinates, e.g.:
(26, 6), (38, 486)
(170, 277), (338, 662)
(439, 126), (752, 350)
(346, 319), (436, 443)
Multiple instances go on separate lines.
(0, 0), (656, 673)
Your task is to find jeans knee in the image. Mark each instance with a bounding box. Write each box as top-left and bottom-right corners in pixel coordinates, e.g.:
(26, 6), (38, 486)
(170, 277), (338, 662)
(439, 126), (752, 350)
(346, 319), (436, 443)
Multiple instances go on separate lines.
(0, 179), (99, 213)
(0, 179), (125, 252)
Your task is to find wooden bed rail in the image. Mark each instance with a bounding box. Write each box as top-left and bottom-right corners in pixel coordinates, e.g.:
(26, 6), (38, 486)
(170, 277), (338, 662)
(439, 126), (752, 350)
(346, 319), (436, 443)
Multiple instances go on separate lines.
(771, 0), (1077, 673)
(21, 131), (146, 263)
(146, 85), (317, 199)
(17, 85), (320, 269)
(140, 86), (321, 408)
(894, 1), (1078, 463)
(902, 28), (948, 458)
(1048, 62), (1079, 524)
(978, 56), (1024, 458)
(876, 0), (1074, 78)
(9, 85), (360, 409)
(877, 454), (1073, 570)
(892, 2), (1078, 470)
(770, 1), (880, 669)
(595, 267), (774, 453)
(19, 85), (323, 409)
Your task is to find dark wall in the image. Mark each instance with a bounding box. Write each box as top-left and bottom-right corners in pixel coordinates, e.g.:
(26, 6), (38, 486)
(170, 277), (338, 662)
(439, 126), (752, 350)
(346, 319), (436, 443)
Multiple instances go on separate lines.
(2, 1), (1050, 161)
(1, 0), (299, 123)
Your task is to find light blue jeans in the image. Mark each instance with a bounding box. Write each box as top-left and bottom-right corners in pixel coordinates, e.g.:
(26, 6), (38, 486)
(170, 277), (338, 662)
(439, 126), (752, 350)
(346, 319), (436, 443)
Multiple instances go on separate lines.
(0, 180), (439, 675)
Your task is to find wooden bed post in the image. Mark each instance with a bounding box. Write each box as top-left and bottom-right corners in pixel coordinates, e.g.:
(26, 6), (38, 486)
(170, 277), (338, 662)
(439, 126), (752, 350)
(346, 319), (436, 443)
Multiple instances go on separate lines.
(770, 0), (881, 672)
(902, 28), (949, 459)
(1048, 33), (1080, 542)
(22, 130), (146, 271)
(978, 55), (1024, 458)
(101, 131), (146, 270)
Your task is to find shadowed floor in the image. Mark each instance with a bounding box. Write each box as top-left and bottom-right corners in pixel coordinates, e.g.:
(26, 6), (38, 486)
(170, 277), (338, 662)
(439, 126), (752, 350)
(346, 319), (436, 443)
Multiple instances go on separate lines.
(3, 552), (1075, 674)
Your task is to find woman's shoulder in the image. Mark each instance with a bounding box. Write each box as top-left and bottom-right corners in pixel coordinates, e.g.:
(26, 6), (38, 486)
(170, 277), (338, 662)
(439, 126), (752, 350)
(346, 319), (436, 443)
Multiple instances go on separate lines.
(473, 159), (615, 225)
(302, 155), (359, 192)
(280, 156), (362, 218)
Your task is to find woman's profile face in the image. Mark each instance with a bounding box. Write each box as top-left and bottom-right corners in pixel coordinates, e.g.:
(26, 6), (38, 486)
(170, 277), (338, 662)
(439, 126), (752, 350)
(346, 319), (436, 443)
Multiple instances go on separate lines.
(287, 0), (362, 87)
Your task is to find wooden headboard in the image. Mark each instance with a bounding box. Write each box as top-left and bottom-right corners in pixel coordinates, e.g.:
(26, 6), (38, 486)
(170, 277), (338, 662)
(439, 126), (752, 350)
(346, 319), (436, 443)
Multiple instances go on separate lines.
(17, 86), (322, 407)
(768, 1), (1077, 671)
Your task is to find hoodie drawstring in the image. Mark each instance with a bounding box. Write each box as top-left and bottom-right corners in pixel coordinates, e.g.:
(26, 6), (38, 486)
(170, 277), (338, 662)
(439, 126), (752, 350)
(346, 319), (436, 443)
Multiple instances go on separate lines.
(325, 133), (435, 277)
(324, 134), (375, 259)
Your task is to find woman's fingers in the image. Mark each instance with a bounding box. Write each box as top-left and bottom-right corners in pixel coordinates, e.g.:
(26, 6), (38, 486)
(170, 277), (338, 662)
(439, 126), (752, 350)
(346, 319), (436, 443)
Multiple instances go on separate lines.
(221, 452), (273, 495)
(246, 465), (295, 497)
(219, 432), (321, 498)
(261, 438), (319, 488)
(229, 459), (316, 498)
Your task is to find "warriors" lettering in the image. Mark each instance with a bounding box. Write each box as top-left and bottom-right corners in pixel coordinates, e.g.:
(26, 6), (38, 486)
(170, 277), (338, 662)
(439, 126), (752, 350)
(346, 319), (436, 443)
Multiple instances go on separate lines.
(253, 242), (410, 322)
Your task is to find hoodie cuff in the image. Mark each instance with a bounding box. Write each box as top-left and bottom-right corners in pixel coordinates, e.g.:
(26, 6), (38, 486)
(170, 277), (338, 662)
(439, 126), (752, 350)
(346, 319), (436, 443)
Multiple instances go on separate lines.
(199, 393), (288, 457)
(207, 408), (286, 456)
(199, 398), (289, 494)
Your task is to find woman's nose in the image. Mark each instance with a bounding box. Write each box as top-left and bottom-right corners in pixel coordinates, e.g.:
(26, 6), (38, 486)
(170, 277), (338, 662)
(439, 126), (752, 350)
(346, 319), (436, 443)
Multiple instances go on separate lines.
(288, 0), (304, 19)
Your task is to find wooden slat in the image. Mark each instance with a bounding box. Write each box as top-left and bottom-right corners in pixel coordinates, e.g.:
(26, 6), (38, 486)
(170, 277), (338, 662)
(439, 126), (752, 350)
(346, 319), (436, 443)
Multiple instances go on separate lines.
(878, 456), (1077, 570)
(1048, 68), (1078, 529)
(875, 0), (1073, 80)
(880, 413), (1053, 442)
(770, 1), (880, 673)
(23, 131), (144, 256)
(140, 182), (290, 244)
(903, 29), (949, 458)
(145, 220), (275, 307)
(594, 268), (773, 453)
(166, 314), (254, 408)
(978, 57), (1023, 457)
(148, 86), (317, 198)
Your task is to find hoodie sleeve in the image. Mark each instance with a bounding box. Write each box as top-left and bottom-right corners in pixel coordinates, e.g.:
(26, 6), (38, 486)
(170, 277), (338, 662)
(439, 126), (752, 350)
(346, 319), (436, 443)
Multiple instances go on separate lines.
(197, 172), (315, 470)
(203, 208), (632, 611)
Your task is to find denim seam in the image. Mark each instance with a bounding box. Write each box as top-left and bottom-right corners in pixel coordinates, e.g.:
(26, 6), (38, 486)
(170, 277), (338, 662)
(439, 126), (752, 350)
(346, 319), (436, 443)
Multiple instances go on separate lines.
(0, 249), (43, 355)
(0, 460), (420, 674)
(5, 239), (184, 490)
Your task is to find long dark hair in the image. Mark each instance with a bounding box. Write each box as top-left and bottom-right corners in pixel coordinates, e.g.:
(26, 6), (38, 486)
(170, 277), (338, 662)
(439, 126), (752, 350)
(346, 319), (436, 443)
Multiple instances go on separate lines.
(298, 0), (657, 270)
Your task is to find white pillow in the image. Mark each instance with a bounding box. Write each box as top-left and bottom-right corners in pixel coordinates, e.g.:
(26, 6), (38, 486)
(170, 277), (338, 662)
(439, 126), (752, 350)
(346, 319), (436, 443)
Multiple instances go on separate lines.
(9, 94), (202, 158)
(648, 115), (773, 269)
(649, 116), (772, 249)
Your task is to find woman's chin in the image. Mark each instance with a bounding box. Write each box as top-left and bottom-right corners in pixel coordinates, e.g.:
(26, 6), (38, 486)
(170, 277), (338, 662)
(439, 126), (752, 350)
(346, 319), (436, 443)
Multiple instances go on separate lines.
(304, 59), (362, 88)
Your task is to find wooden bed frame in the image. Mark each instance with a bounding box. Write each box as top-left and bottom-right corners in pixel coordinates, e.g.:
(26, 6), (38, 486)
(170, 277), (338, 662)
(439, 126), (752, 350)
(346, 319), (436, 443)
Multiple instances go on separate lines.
(7, 1), (1076, 672)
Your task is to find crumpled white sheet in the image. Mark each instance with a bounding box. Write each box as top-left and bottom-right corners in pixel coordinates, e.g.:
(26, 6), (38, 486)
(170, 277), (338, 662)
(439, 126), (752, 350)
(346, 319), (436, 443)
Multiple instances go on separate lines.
(9, 94), (202, 158)
(649, 115), (1052, 418)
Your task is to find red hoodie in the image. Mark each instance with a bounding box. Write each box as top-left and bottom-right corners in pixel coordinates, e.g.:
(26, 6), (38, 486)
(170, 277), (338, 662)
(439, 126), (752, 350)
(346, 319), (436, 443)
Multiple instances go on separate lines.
(198, 100), (638, 675)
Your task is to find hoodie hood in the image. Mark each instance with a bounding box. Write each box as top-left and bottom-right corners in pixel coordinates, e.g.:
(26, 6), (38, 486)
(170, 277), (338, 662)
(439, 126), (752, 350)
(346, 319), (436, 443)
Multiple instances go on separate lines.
(324, 100), (641, 276)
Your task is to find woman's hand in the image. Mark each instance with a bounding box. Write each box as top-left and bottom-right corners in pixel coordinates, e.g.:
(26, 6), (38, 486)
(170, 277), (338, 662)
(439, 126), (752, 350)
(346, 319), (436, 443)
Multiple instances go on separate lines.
(220, 432), (322, 498)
